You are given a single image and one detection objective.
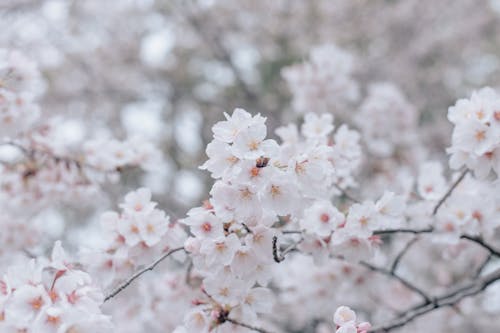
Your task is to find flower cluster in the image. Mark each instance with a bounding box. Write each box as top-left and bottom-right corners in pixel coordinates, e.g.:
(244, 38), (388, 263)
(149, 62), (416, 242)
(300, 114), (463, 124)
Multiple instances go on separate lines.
(355, 82), (419, 157)
(177, 108), (372, 331)
(80, 188), (186, 289)
(447, 87), (500, 178)
(0, 50), (164, 214)
(0, 49), (44, 138)
(299, 191), (406, 263)
(282, 44), (359, 115)
(0, 242), (111, 332)
(434, 174), (500, 240)
(109, 271), (202, 333)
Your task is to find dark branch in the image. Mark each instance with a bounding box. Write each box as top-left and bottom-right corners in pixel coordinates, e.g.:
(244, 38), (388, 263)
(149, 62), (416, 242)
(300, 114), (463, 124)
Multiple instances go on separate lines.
(390, 237), (419, 274)
(272, 235), (303, 263)
(460, 235), (500, 257)
(432, 169), (469, 216)
(104, 247), (185, 302)
(359, 261), (431, 304)
(225, 318), (274, 333)
(373, 228), (433, 236)
(370, 267), (500, 332)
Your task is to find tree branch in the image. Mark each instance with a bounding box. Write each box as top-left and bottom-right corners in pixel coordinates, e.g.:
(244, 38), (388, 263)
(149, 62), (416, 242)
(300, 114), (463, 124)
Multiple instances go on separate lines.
(334, 184), (360, 203)
(390, 236), (419, 274)
(225, 317), (274, 333)
(432, 169), (469, 216)
(104, 247), (185, 302)
(373, 228), (434, 236)
(359, 261), (431, 304)
(370, 267), (500, 332)
(272, 235), (303, 263)
(460, 235), (500, 257)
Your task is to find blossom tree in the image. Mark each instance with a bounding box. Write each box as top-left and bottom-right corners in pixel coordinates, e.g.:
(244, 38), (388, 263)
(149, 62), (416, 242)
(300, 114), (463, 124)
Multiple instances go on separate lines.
(1, 2), (500, 332)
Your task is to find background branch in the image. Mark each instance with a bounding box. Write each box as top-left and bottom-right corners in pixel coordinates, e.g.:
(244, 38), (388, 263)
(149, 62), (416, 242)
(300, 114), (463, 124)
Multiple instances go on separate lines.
(370, 266), (500, 332)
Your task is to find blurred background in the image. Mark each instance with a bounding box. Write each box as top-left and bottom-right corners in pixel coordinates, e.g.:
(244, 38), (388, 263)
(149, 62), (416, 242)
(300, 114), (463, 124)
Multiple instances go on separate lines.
(2, 0), (500, 217)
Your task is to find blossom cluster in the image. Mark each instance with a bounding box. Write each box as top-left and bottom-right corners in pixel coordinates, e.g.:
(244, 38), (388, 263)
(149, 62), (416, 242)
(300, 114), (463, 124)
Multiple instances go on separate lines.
(355, 82), (419, 157)
(0, 49), (45, 137)
(299, 191), (406, 264)
(0, 242), (111, 332)
(447, 87), (500, 178)
(282, 44), (359, 115)
(80, 188), (186, 289)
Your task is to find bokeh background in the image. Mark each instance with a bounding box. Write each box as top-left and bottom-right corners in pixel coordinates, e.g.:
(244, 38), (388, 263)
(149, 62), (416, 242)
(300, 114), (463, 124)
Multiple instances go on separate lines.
(2, 0), (500, 217)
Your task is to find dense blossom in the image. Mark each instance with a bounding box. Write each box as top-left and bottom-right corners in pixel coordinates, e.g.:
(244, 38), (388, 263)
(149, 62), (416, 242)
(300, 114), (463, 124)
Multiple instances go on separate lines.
(1, 18), (500, 332)
(0, 242), (111, 332)
(355, 83), (419, 157)
(80, 188), (186, 289)
(447, 87), (500, 178)
(282, 44), (359, 116)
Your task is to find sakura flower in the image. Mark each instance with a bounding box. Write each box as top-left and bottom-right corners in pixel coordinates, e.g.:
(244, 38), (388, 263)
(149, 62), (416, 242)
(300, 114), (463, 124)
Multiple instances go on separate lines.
(300, 200), (344, 237)
(200, 233), (241, 266)
(261, 176), (300, 216)
(345, 202), (378, 237)
(203, 274), (248, 306)
(241, 287), (274, 315)
(182, 211), (224, 240)
(200, 140), (239, 179)
(184, 308), (210, 333)
(333, 306), (356, 326)
(120, 187), (157, 214)
(212, 108), (254, 143)
(417, 161), (447, 201)
(336, 323), (357, 333)
(245, 226), (275, 261)
(231, 123), (279, 159)
(117, 214), (143, 246)
(230, 246), (259, 278)
(301, 113), (335, 142)
(138, 209), (169, 246)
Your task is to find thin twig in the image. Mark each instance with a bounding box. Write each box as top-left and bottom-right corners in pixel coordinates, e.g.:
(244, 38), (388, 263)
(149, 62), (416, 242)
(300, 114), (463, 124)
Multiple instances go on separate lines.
(185, 260), (195, 286)
(432, 169), (469, 216)
(370, 267), (500, 332)
(474, 254), (492, 278)
(225, 317), (274, 333)
(281, 230), (303, 235)
(334, 184), (360, 203)
(373, 228), (433, 236)
(359, 261), (431, 304)
(390, 237), (419, 274)
(460, 235), (500, 257)
(104, 247), (185, 302)
(272, 236), (303, 263)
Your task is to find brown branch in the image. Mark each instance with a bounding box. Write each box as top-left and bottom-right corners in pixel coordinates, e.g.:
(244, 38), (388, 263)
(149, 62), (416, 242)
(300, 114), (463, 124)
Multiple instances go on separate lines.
(272, 235), (303, 263)
(474, 254), (492, 278)
(373, 228), (434, 236)
(178, 5), (259, 105)
(334, 184), (360, 203)
(104, 247), (185, 302)
(390, 237), (419, 274)
(460, 235), (500, 257)
(225, 318), (274, 333)
(1, 140), (117, 173)
(281, 230), (303, 235)
(432, 169), (469, 216)
(370, 267), (500, 332)
(359, 261), (431, 304)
